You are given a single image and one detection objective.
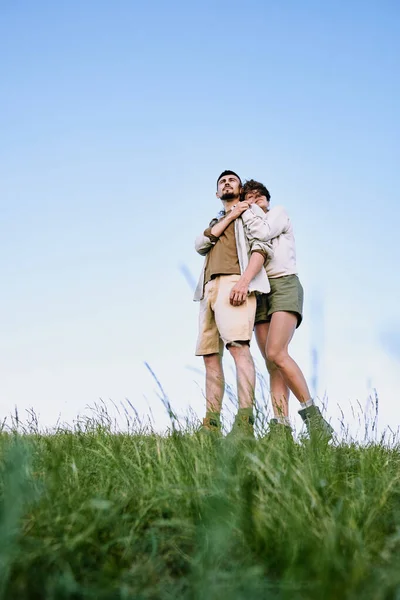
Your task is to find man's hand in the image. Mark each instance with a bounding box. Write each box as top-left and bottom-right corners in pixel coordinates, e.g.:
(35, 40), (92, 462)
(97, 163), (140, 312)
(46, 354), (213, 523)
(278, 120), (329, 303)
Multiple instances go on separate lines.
(230, 277), (250, 306)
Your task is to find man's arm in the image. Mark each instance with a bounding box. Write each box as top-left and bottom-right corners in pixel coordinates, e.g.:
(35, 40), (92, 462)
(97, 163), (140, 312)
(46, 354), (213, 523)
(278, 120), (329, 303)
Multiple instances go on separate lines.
(229, 251), (265, 306)
(242, 204), (290, 242)
(195, 233), (215, 256)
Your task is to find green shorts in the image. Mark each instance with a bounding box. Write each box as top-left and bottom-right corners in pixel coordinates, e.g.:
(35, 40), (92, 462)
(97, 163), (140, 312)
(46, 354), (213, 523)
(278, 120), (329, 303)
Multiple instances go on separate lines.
(255, 275), (304, 328)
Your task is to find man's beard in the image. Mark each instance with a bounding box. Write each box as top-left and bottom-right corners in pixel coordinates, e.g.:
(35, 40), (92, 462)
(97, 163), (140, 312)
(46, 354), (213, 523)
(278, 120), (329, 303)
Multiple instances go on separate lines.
(220, 192), (238, 201)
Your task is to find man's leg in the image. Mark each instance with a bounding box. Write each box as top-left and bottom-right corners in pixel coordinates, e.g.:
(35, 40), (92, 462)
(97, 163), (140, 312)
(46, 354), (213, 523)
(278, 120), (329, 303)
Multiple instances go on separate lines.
(195, 280), (224, 433)
(213, 275), (257, 436)
(226, 341), (256, 437)
(227, 342), (255, 409)
(213, 275), (257, 409)
(254, 321), (290, 418)
(203, 352), (225, 414)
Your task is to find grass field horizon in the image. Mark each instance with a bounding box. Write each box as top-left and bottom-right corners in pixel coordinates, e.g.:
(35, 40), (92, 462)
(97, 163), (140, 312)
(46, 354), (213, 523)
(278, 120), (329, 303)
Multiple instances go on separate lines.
(1, 389), (400, 600)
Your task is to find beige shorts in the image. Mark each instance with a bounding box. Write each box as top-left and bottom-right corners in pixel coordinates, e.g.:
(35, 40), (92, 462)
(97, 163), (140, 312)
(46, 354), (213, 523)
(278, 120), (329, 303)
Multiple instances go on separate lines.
(195, 274), (257, 356)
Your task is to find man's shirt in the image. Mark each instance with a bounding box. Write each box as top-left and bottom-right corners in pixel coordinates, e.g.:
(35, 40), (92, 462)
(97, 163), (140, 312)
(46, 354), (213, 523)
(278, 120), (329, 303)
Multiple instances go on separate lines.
(203, 218), (240, 285)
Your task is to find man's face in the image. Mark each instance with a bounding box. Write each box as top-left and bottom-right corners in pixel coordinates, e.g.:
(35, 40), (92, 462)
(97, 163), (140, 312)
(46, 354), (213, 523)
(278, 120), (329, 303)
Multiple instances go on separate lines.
(245, 190), (269, 213)
(216, 175), (241, 201)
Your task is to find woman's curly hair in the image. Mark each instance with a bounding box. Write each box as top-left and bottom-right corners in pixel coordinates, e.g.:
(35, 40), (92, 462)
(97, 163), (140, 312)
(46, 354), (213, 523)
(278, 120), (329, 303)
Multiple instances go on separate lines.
(240, 179), (271, 203)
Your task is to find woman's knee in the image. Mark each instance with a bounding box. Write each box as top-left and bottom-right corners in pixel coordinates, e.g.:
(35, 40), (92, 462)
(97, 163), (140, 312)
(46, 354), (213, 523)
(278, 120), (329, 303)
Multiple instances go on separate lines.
(265, 347), (288, 369)
(265, 357), (278, 374)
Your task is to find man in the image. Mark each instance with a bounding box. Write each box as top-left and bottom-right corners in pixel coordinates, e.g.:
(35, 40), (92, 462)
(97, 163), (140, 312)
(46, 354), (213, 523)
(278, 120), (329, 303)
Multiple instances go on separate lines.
(240, 179), (334, 439)
(193, 170), (273, 437)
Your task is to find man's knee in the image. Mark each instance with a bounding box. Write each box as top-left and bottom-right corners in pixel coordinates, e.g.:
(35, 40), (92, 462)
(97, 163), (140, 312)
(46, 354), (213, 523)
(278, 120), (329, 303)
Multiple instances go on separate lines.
(203, 353), (222, 370)
(227, 340), (250, 354)
(228, 341), (254, 366)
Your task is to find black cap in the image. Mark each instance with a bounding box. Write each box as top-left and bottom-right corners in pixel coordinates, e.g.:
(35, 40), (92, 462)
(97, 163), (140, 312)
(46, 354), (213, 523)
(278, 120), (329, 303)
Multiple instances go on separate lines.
(216, 170), (242, 187)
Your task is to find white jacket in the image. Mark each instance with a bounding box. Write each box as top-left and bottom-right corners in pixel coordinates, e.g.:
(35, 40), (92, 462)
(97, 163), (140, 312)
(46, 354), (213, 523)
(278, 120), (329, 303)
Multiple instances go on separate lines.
(193, 203), (274, 301)
(241, 205), (297, 278)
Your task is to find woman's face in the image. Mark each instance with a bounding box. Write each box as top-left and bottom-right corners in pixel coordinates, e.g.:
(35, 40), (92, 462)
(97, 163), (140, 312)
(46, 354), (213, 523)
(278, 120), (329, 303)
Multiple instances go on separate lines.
(245, 191), (269, 213)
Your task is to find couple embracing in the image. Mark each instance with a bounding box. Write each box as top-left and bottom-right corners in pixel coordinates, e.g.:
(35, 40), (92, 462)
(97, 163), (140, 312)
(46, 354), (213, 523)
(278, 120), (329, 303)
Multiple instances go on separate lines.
(194, 170), (333, 440)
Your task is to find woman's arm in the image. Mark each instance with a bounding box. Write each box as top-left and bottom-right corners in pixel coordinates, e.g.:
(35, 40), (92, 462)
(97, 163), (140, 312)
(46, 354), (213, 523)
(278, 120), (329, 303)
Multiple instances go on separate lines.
(242, 204), (290, 242)
(195, 202), (251, 255)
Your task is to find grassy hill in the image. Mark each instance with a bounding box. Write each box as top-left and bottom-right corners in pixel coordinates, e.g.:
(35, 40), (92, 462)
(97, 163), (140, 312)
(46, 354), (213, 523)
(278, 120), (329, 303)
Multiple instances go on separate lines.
(1, 412), (400, 599)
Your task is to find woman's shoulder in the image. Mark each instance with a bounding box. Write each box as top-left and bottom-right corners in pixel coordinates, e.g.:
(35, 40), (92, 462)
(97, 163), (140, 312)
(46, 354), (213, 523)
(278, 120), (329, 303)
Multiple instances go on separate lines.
(269, 204), (287, 211)
(267, 205), (290, 218)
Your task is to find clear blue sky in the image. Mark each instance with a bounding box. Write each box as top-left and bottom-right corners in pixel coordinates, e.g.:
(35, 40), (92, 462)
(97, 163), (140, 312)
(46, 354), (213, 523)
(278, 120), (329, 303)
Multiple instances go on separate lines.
(1, 1), (399, 435)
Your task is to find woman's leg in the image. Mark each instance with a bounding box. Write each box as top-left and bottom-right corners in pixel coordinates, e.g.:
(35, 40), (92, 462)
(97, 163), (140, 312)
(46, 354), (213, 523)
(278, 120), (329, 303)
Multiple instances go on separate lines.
(255, 321), (291, 417)
(264, 311), (312, 404)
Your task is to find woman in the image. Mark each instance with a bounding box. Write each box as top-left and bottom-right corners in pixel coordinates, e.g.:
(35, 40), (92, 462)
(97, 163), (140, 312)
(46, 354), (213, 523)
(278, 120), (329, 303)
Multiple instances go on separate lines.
(241, 179), (333, 438)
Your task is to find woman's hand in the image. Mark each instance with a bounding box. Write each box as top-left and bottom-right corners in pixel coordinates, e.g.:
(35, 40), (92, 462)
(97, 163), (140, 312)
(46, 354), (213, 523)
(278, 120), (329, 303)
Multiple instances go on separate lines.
(228, 201), (250, 220)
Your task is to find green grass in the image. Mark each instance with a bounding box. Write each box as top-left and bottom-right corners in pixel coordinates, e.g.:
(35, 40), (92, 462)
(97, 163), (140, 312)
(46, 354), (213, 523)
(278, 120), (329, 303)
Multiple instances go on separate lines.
(1, 406), (400, 599)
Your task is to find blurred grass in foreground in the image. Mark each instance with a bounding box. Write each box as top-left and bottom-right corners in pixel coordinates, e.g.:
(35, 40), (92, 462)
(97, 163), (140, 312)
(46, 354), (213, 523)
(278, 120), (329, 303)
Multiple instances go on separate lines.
(1, 401), (400, 600)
